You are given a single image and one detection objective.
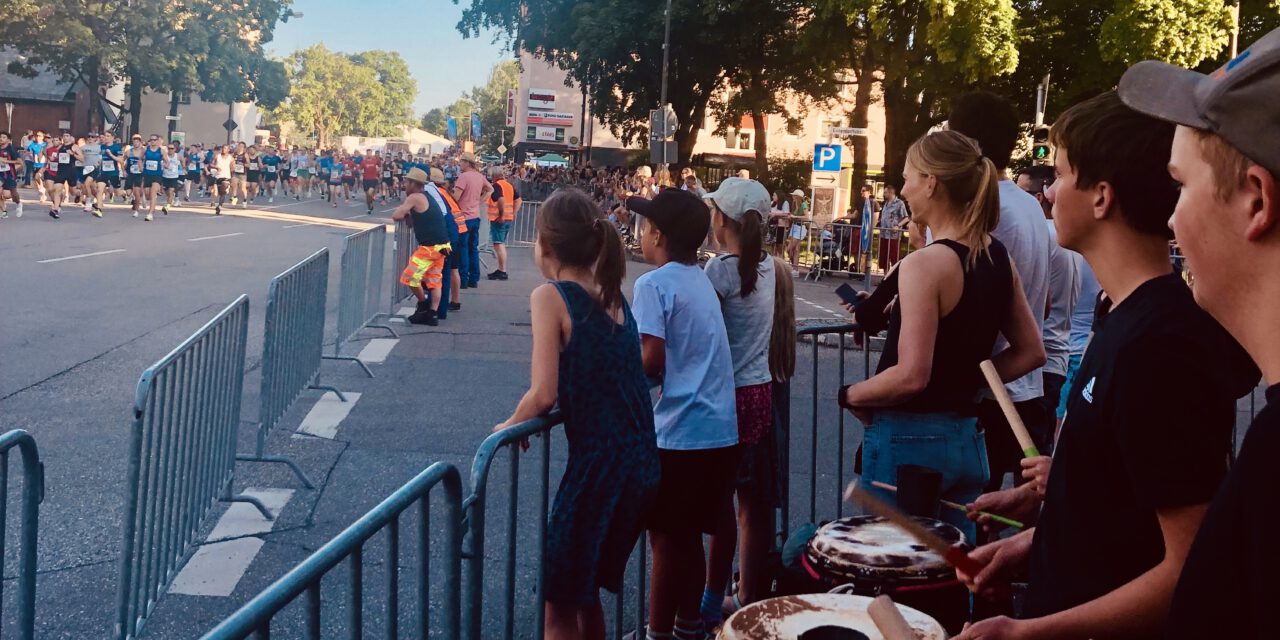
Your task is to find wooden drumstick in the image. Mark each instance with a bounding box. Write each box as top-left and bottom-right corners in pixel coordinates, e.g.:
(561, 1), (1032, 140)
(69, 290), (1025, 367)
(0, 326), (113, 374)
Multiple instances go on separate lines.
(844, 482), (986, 578)
(868, 595), (917, 640)
(868, 480), (1024, 529)
(979, 359), (1041, 457)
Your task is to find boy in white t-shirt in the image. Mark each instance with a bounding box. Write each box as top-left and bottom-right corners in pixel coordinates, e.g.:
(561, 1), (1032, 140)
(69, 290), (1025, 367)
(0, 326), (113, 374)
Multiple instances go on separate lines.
(629, 188), (739, 640)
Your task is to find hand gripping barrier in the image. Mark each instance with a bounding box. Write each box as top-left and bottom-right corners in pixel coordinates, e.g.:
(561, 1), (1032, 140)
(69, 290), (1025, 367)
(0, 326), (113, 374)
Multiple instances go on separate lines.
(462, 409), (649, 640)
(0, 430), (43, 640)
(199, 462), (464, 640)
(236, 249), (336, 490)
(326, 227), (396, 378)
(116, 296), (270, 639)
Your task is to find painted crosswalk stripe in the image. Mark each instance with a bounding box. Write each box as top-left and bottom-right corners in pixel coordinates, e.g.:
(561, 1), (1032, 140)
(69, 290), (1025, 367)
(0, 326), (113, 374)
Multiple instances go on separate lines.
(169, 488), (294, 597)
(37, 249), (127, 264)
(296, 391), (362, 439)
(187, 232), (245, 242)
(357, 338), (399, 364)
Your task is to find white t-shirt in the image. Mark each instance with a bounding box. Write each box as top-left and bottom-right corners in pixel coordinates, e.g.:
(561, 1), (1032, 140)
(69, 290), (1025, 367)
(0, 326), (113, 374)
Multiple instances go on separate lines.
(1043, 220), (1081, 376)
(632, 262), (738, 450)
(989, 180), (1052, 401)
(213, 154), (233, 180)
(704, 253), (775, 387)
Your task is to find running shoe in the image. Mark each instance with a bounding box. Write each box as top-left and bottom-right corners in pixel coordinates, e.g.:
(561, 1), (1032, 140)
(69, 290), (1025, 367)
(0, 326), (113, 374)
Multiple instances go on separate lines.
(230, 197), (237, 206)
(14, 203), (21, 218)
(215, 205), (221, 216)
(268, 197), (274, 203)
(295, 193), (300, 201)
(92, 207), (103, 218)
(49, 209), (60, 219)
(144, 212), (153, 221)
(132, 209), (139, 218)
(1, 209), (7, 219)
(83, 206), (93, 214)
(162, 204), (169, 215)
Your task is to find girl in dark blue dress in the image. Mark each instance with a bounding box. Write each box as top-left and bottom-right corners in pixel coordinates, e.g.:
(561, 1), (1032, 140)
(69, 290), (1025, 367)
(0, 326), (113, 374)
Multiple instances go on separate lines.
(495, 189), (660, 640)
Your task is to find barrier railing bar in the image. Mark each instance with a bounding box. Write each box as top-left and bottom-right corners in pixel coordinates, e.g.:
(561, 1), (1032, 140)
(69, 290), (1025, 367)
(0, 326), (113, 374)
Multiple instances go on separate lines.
(503, 444), (519, 640)
(0, 430), (41, 640)
(419, 497), (430, 639)
(200, 463), (463, 640)
(387, 517), (400, 640)
(836, 332), (846, 519)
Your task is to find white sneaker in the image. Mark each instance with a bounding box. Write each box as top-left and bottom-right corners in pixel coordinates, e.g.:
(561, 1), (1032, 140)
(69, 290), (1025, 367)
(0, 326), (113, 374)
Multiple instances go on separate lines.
(144, 212), (153, 221)
(14, 203), (22, 218)
(132, 210), (139, 218)
(268, 197), (274, 203)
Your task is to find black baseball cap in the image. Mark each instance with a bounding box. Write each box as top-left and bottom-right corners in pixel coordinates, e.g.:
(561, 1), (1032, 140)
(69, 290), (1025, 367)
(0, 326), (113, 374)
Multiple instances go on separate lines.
(1119, 26), (1280, 178)
(627, 188), (710, 250)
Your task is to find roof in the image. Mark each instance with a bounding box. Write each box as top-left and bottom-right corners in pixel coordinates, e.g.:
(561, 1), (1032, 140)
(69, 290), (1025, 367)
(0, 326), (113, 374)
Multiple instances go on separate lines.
(0, 50), (79, 102)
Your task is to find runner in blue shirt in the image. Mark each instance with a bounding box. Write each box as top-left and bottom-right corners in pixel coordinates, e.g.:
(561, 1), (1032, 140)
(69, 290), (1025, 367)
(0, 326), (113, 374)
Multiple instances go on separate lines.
(261, 147), (282, 203)
(25, 132), (48, 201)
(99, 132), (125, 205)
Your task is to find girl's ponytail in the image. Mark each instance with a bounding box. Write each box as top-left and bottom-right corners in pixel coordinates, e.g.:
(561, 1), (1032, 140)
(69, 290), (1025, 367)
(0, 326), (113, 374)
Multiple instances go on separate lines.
(594, 218), (625, 314)
(736, 209), (764, 298)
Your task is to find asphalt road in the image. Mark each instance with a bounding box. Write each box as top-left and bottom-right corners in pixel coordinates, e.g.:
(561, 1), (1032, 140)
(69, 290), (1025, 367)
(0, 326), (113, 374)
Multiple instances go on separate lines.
(0, 187), (1263, 639)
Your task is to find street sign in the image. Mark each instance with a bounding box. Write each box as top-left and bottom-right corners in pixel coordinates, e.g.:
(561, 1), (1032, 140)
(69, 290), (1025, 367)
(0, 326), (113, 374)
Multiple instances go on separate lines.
(650, 140), (677, 165)
(813, 144), (842, 172)
(496, 144), (508, 155)
(164, 115), (181, 121)
(222, 118), (238, 132)
(828, 126), (868, 137)
(505, 89), (516, 127)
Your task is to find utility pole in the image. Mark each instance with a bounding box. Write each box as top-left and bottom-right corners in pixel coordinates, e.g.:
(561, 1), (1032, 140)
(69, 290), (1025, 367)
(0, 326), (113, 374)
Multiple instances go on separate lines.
(659, 0), (673, 168)
(1230, 1), (1241, 58)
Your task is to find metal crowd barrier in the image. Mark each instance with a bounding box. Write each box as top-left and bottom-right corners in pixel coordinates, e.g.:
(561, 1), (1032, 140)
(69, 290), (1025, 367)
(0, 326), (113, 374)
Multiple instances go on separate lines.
(802, 223), (911, 283)
(326, 227), (396, 378)
(780, 322), (872, 539)
(391, 220), (417, 314)
(463, 411), (648, 640)
(0, 430), (43, 640)
(116, 296), (270, 640)
(236, 249), (335, 490)
(199, 462), (464, 640)
(507, 201), (541, 246)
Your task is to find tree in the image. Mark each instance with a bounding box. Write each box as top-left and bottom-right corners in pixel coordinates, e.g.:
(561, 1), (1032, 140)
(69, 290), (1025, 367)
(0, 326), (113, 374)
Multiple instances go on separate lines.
(465, 60), (518, 152)
(420, 107), (448, 137)
(349, 50), (417, 135)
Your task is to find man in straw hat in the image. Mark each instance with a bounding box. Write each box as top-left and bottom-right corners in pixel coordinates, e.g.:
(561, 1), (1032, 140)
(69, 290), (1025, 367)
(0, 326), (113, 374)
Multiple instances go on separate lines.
(392, 167), (453, 326)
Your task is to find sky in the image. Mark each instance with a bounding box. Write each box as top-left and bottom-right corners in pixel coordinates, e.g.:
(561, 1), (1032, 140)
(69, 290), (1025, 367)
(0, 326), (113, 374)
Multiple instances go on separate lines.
(267, 0), (510, 118)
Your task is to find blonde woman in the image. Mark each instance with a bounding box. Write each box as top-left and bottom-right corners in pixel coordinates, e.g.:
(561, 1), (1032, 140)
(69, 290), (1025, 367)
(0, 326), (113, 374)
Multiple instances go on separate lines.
(840, 130), (1045, 541)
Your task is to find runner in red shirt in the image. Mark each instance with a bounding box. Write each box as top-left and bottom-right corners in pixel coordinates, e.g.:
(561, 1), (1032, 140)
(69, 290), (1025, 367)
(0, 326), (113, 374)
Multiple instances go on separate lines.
(360, 153), (381, 214)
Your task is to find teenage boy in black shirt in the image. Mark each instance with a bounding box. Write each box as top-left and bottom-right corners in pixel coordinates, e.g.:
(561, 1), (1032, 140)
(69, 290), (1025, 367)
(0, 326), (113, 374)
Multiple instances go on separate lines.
(1117, 27), (1280, 639)
(954, 91), (1259, 640)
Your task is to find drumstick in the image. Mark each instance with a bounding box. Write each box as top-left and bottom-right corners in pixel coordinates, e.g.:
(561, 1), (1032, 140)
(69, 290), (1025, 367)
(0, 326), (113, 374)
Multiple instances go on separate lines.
(867, 595), (917, 640)
(845, 483), (986, 578)
(979, 359), (1040, 457)
(868, 480), (1024, 529)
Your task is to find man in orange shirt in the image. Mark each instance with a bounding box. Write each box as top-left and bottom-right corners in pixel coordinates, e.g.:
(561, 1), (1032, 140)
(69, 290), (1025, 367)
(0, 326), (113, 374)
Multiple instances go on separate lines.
(360, 152), (382, 214)
(486, 166), (522, 280)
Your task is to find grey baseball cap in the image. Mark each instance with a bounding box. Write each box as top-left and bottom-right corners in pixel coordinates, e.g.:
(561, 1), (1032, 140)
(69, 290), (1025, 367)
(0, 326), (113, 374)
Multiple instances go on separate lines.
(1118, 27), (1280, 177)
(704, 177), (772, 223)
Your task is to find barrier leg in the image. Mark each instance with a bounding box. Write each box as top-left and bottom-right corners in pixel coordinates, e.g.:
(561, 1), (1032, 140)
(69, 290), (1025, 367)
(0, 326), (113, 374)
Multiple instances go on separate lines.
(323, 354), (376, 378)
(224, 484), (274, 520)
(310, 383), (347, 403)
(236, 453), (316, 490)
(365, 321), (399, 338)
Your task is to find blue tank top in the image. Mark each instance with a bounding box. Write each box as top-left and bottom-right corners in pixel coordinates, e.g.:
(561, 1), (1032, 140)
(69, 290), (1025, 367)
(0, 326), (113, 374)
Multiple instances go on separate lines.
(143, 148), (163, 175)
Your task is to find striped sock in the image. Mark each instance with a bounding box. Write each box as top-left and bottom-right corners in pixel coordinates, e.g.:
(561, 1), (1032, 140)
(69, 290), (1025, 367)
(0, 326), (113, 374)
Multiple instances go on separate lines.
(673, 615), (704, 640)
(700, 587), (725, 627)
(645, 629), (675, 640)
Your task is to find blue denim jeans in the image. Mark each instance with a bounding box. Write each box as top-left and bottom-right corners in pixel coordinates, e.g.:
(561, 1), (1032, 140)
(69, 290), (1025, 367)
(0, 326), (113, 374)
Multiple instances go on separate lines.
(861, 410), (990, 542)
(462, 218), (481, 285)
(431, 223), (461, 319)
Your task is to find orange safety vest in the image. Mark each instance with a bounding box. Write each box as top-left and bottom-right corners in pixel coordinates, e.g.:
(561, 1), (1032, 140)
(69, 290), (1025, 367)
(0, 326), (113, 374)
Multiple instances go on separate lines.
(487, 179), (518, 223)
(439, 188), (466, 233)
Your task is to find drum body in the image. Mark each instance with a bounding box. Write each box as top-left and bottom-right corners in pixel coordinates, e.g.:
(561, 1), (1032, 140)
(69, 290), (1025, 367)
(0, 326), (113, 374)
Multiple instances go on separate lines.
(781, 515), (970, 633)
(718, 593), (945, 640)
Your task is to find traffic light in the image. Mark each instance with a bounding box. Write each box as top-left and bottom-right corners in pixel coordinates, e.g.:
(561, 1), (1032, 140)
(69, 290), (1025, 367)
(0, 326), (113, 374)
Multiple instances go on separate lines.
(1031, 125), (1051, 163)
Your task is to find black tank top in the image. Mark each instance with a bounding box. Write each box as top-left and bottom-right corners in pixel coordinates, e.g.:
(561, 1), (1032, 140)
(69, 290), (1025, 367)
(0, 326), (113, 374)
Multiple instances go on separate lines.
(871, 238), (1014, 415)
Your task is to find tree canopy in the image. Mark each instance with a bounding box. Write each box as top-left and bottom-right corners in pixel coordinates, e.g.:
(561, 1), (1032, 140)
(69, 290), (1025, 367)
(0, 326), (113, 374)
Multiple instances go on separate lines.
(419, 60), (517, 154)
(268, 44), (417, 147)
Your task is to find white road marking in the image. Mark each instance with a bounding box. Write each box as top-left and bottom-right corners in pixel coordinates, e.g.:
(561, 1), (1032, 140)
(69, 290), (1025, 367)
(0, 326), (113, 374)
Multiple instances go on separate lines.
(394, 305), (415, 318)
(37, 249), (127, 264)
(297, 391), (362, 439)
(187, 232), (245, 242)
(345, 214), (368, 220)
(169, 538), (265, 596)
(207, 488), (295, 542)
(796, 296), (844, 318)
(169, 487), (294, 597)
(357, 338), (399, 364)
(282, 222), (318, 229)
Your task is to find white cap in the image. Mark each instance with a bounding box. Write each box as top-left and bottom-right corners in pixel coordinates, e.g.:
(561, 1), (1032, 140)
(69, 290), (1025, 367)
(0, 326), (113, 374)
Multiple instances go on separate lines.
(705, 177), (772, 223)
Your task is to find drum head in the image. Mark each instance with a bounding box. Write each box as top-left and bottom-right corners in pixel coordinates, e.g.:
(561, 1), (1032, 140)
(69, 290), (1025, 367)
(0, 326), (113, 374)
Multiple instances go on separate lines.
(805, 515), (964, 585)
(718, 593), (946, 640)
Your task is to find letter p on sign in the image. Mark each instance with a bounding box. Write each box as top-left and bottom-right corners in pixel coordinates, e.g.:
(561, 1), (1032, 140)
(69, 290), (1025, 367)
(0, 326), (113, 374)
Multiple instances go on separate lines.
(813, 144), (841, 172)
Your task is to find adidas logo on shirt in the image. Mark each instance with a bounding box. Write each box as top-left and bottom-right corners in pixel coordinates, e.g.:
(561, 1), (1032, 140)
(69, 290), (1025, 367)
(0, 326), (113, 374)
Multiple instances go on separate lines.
(1082, 377), (1096, 404)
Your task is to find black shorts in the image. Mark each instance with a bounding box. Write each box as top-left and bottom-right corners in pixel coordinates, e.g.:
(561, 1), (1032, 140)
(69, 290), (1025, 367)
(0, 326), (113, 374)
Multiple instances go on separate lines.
(49, 173), (70, 185)
(82, 168), (101, 182)
(143, 175), (163, 188)
(101, 174), (121, 188)
(215, 178), (230, 189)
(163, 177), (181, 190)
(382, 176), (394, 185)
(125, 174), (142, 189)
(343, 177), (356, 186)
(187, 171), (201, 182)
(264, 171), (279, 183)
(246, 171), (261, 182)
(362, 179), (379, 191)
(647, 446), (741, 535)
(1, 173), (16, 190)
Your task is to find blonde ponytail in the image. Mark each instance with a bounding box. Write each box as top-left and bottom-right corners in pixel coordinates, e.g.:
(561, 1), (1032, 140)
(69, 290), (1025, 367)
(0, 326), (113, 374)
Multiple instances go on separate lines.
(905, 131), (1001, 269)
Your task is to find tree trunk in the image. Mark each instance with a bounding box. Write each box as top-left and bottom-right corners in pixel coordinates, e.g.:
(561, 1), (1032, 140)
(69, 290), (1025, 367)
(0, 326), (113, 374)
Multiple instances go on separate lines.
(126, 73), (143, 138)
(674, 96), (708, 167)
(751, 109), (768, 185)
(168, 87), (180, 141)
(881, 78), (935, 189)
(849, 48), (876, 191)
(85, 56), (102, 133)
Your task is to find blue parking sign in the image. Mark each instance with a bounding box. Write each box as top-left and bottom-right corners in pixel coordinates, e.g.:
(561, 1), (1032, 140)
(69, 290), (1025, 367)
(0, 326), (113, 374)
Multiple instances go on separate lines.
(813, 144), (841, 172)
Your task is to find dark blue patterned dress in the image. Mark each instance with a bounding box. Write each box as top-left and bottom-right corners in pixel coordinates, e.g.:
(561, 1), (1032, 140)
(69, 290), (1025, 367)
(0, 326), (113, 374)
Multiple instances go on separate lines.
(544, 281), (661, 605)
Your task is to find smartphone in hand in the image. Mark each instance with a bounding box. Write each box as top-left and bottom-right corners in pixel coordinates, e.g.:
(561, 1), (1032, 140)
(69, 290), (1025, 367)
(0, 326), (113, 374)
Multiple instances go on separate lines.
(835, 283), (862, 308)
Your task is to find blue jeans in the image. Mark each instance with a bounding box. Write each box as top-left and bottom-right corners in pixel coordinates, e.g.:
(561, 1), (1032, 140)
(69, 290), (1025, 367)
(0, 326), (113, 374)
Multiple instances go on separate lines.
(461, 218), (481, 285)
(432, 223), (461, 319)
(861, 410), (989, 542)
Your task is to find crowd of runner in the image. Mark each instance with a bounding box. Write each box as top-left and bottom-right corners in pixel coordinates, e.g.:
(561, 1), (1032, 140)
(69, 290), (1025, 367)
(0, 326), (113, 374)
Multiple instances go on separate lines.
(492, 27), (1280, 640)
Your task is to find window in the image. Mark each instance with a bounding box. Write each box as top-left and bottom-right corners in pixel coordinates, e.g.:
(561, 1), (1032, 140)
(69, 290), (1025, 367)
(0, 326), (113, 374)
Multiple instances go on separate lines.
(171, 91), (191, 105)
(724, 128), (754, 151)
(737, 132), (752, 150)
